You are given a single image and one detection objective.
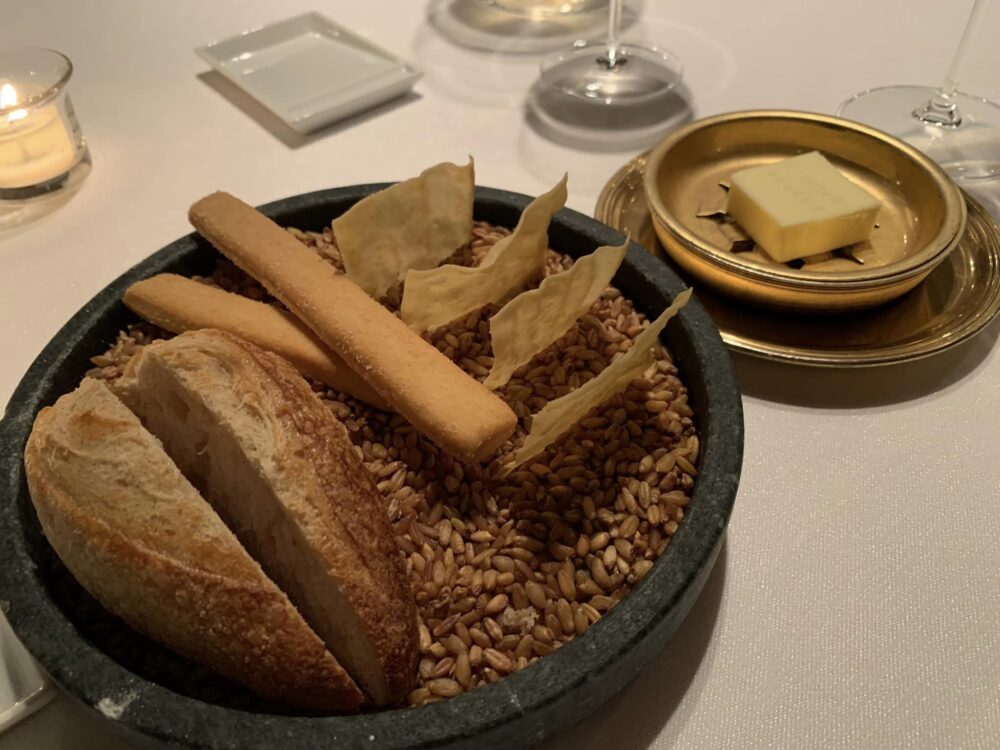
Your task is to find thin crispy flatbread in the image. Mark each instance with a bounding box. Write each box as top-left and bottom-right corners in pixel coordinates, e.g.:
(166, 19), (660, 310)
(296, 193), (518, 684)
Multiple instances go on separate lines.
(333, 159), (475, 298)
(484, 240), (628, 389)
(500, 288), (692, 473)
(400, 175), (568, 333)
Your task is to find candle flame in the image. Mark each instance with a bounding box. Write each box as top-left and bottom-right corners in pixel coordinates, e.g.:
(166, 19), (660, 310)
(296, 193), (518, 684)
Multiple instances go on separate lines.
(1, 83), (28, 122)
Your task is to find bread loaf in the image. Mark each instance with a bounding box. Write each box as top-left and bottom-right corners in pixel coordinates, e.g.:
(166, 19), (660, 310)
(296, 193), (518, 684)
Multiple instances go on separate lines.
(23, 378), (364, 711)
(116, 330), (418, 705)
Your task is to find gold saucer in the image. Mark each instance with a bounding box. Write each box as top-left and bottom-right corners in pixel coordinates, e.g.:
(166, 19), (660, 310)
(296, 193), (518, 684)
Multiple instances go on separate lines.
(641, 111), (966, 311)
(597, 153), (1000, 367)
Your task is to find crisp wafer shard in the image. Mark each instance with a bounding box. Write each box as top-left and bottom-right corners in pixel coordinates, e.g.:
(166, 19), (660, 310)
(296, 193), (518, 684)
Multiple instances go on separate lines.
(483, 240), (628, 389)
(400, 175), (568, 334)
(500, 288), (692, 473)
(333, 159), (475, 298)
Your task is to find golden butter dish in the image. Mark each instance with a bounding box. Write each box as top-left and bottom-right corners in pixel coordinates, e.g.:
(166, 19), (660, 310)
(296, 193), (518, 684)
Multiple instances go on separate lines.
(597, 152), (1000, 367)
(641, 110), (967, 312)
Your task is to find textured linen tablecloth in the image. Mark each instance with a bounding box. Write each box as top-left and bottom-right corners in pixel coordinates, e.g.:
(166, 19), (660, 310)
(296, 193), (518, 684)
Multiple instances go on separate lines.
(1, 1), (998, 748)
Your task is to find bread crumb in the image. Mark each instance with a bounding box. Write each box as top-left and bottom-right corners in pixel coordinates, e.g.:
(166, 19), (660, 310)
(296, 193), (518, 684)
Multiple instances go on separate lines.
(96, 692), (137, 720)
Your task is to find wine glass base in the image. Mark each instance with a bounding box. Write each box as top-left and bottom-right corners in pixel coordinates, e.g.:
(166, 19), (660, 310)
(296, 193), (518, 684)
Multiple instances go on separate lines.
(526, 81), (691, 151)
(540, 43), (682, 105)
(426, 0), (607, 54)
(484, 0), (609, 17)
(838, 85), (1000, 182)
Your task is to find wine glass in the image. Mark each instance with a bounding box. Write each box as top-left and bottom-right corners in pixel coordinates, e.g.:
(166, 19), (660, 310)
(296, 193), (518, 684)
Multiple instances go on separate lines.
(838, 0), (1000, 182)
(536, 0), (682, 105)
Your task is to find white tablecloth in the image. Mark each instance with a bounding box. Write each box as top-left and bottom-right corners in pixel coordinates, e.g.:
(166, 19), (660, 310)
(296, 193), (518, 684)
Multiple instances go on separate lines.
(2, 1), (998, 747)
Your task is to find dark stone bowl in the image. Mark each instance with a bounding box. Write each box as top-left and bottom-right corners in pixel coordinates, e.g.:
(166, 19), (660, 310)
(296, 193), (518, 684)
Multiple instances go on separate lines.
(0, 186), (743, 749)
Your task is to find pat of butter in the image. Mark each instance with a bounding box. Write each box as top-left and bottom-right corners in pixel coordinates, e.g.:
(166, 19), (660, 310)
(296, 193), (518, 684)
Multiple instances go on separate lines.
(726, 151), (880, 263)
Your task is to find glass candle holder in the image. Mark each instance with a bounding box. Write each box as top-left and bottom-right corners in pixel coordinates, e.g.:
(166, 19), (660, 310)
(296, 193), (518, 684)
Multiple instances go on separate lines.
(0, 48), (90, 202)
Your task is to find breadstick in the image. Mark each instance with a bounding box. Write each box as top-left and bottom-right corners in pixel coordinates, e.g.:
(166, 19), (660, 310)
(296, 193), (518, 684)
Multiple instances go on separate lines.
(124, 274), (387, 409)
(188, 192), (517, 461)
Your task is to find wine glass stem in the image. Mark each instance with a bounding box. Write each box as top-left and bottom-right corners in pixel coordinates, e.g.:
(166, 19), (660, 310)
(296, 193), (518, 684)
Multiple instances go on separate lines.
(603, 0), (625, 69)
(915, 0), (991, 127)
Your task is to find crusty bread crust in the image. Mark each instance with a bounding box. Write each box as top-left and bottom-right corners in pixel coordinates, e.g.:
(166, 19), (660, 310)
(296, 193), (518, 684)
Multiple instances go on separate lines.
(123, 274), (388, 409)
(117, 330), (419, 705)
(23, 379), (364, 712)
(188, 191), (517, 461)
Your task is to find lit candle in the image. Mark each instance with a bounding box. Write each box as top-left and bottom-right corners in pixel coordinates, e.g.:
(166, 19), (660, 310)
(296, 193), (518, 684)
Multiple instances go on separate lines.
(0, 81), (80, 189)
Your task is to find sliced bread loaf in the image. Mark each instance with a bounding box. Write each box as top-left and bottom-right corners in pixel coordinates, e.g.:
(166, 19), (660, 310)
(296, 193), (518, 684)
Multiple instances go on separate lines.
(23, 378), (363, 711)
(116, 330), (418, 705)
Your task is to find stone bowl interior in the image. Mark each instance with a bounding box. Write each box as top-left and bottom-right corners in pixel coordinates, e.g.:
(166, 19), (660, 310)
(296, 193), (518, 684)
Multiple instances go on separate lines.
(0, 186), (743, 750)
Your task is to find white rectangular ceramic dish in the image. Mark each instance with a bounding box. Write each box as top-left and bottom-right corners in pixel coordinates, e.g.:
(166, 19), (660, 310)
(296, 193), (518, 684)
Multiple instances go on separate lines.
(0, 614), (52, 735)
(196, 12), (422, 134)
